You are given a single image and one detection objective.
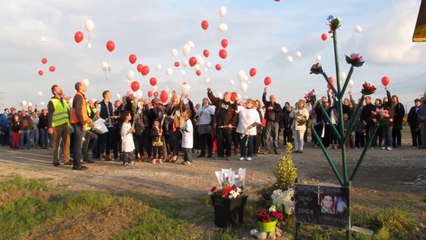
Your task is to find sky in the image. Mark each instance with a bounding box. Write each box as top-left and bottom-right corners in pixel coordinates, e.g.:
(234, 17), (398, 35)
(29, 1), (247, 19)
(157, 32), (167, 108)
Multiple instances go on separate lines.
(0, 0), (425, 111)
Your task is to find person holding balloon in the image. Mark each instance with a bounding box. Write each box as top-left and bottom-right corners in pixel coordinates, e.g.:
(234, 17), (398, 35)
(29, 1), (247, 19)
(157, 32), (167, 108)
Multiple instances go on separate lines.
(389, 93), (405, 148)
(290, 99), (309, 153)
(381, 86), (394, 151)
(165, 92), (185, 163)
(262, 87), (282, 155)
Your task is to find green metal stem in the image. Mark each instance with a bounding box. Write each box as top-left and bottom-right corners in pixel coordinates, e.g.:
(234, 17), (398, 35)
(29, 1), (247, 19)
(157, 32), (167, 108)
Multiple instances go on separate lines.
(343, 95), (365, 144)
(321, 72), (338, 96)
(311, 126), (344, 186)
(317, 102), (342, 142)
(350, 125), (379, 181)
(339, 66), (354, 99)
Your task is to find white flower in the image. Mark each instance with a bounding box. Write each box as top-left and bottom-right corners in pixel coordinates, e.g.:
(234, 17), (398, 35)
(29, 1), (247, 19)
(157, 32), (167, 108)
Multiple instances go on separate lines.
(269, 205), (277, 212)
(271, 188), (295, 215)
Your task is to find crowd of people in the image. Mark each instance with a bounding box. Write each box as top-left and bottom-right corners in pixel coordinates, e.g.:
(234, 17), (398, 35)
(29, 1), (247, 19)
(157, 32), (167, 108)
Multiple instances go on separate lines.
(1, 82), (425, 170)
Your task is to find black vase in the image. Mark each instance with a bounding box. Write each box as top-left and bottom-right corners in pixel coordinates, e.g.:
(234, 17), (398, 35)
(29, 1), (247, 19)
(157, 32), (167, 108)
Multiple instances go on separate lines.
(211, 195), (248, 228)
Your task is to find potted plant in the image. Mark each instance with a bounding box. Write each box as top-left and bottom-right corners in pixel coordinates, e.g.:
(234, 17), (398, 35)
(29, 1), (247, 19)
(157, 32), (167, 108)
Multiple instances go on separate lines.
(256, 205), (284, 233)
(208, 168), (247, 228)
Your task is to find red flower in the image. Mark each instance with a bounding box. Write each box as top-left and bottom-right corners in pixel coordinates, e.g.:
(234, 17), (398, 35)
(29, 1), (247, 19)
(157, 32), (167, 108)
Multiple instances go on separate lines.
(210, 186), (218, 193)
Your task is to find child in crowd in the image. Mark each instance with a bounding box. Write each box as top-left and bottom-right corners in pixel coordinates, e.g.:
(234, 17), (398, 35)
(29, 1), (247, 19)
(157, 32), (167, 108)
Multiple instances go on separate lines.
(151, 120), (164, 164)
(181, 110), (193, 165)
(11, 114), (21, 149)
(120, 111), (135, 166)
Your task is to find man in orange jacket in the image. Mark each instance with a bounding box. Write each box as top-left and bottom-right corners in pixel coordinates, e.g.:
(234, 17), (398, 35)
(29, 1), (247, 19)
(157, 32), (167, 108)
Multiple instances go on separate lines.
(70, 82), (92, 170)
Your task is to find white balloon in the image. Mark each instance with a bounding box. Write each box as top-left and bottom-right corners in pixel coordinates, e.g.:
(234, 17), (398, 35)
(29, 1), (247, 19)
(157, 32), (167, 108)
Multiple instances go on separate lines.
(21, 100), (27, 107)
(239, 81), (248, 93)
(188, 41), (195, 48)
(243, 75), (249, 81)
(101, 62), (109, 71)
(126, 70), (135, 80)
(315, 55), (322, 62)
(156, 64), (162, 70)
(194, 64), (201, 71)
(41, 36), (47, 43)
(206, 78), (211, 83)
(237, 93), (242, 101)
(238, 69), (247, 81)
(287, 56), (293, 63)
(40, 101), (45, 106)
(166, 67), (173, 76)
(181, 70), (186, 75)
(116, 93), (121, 99)
(37, 91), (43, 97)
(134, 89), (143, 100)
(87, 42), (92, 49)
(171, 48), (178, 57)
(280, 47), (288, 54)
(165, 87), (170, 92)
(198, 56), (205, 66)
(153, 85), (158, 90)
(219, 6), (227, 17)
(217, 91), (222, 97)
(28, 102), (33, 107)
(127, 80), (132, 84)
(183, 60), (189, 67)
(295, 51), (302, 58)
(183, 44), (191, 56)
(206, 61), (212, 68)
(339, 71), (347, 82)
(218, 23), (228, 33)
(196, 55), (203, 64)
(230, 79), (235, 86)
(182, 83), (191, 94)
(85, 19), (95, 32)
(355, 25), (362, 33)
(82, 78), (90, 86)
(348, 80), (354, 89)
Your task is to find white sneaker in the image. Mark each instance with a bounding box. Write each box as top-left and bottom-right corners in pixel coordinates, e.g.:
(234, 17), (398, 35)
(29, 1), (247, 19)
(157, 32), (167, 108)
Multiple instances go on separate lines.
(381, 147), (387, 150)
(239, 157), (245, 161)
(387, 147), (392, 151)
(247, 157), (252, 161)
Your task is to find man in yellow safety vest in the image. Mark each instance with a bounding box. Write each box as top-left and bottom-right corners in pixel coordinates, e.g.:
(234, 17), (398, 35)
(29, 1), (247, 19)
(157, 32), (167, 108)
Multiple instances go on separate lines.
(47, 85), (71, 167)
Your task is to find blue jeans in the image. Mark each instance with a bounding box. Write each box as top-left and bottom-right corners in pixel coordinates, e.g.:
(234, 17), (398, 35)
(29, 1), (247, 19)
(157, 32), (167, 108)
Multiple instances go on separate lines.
(240, 135), (254, 158)
(20, 129), (31, 148)
(264, 121), (279, 151)
(383, 126), (393, 148)
(32, 128), (39, 148)
(39, 128), (48, 148)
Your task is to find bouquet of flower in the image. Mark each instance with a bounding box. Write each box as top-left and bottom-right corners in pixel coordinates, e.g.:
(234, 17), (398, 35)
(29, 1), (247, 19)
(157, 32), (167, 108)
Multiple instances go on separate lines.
(208, 168), (245, 199)
(304, 89), (316, 104)
(256, 205), (284, 223)
(345, 53), (365, 67)
(310, 63), (323, 75)
(271, 188), (295, 215)
(295, 111), (307, 126)
(361, 82), (376, 95)
(327, 15), (341, 32)
(371, 109), (393, 125)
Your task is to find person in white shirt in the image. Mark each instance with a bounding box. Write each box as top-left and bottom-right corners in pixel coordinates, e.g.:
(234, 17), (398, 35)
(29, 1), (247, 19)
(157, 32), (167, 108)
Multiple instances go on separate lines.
(181, 110), (194, 165)
(236, 99), (261, 161)
(120, 111), (135, 166)
(290, 99), (310, 153)
(195, 97), (215, 158)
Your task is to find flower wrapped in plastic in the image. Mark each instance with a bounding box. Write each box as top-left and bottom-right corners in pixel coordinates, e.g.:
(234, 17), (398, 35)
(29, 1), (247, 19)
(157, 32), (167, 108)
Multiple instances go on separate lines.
(361, 82), (376, 95)
(271, 188), (295, 215)
(304, 89), (316, 104)
(208, 168), (245, 199)
(345, 53), (365, 67)
(371, 109), (393, 126)
(310, 63), (323, 75)
(327, 15), (341, 32)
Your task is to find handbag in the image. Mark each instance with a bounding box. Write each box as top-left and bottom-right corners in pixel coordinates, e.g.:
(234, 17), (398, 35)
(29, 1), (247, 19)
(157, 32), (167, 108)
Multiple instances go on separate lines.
(93, 119), (109, 134)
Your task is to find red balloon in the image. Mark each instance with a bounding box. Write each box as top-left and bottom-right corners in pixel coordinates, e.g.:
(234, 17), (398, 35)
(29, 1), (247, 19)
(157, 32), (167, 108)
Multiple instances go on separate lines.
(201, 20), (209, 30)
(131, 81), (140, 92)
(327, 84), (332, 90)
(264, 76), (272, 86)
(219, 49), (227, 59)
(160, 90), (168, 103)
(221, 39), (228, 48)
(249, 68), (257, 77)
(147, 91), (153, 98)
(381, 76), (390, 86)
(49, 66), (56, 72)
(129, 54), (137, 64)
(328, 76), (334, 84)
(215, 64), (222, 71)
(203, 49), (210, 58)
(196, 70), (201, 76)
(137, 64), (144, 72)
(189, 57), (197, 67)
(141, 66), (150, 76)
(106, 40), (115, 52)
(174, 61), (180, 67)
(153, 91), (159, 98)
(231, 92), (237, 102)
(38, 70), (43, 76)
(321, 33), (328, 41)
(149, 77), (157, 86)
(41, 58), (47, 64)
(74, 31), (84, 43)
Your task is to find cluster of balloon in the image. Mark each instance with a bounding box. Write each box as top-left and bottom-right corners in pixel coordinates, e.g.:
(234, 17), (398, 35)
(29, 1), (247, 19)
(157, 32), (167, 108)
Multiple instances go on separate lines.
(381, 76), (390, 86)
(38, 57), (56, 76)
(279, 46), (297, 63)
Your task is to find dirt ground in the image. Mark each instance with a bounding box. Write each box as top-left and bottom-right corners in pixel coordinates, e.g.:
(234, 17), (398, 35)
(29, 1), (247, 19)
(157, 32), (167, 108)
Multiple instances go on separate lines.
(0, 134), (425, 234)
